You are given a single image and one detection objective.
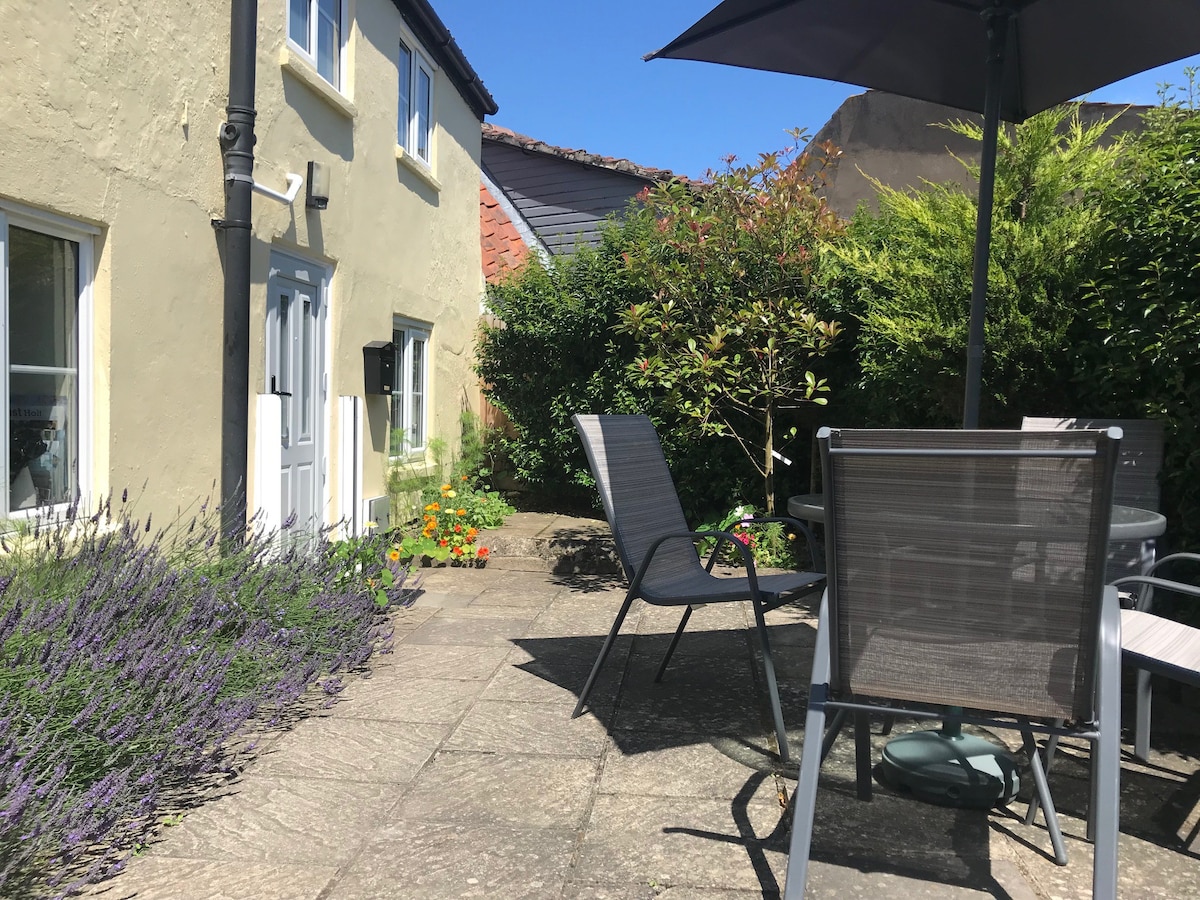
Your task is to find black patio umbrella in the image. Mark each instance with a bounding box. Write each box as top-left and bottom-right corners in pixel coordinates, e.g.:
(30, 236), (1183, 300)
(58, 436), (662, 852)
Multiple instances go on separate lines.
(647, 0), (1200, 427)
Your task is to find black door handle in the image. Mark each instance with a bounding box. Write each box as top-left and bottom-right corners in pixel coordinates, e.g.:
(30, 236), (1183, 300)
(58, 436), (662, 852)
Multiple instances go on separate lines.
(270, 376), (293, 397)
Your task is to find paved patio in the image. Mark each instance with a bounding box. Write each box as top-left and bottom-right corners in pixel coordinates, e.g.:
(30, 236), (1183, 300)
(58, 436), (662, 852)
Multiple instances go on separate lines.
(88, 515), (1200, 899)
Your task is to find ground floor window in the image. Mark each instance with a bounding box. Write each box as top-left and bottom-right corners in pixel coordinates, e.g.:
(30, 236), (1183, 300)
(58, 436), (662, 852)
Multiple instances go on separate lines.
(1, 208), (91, 516)
(389, 319), (430, 458)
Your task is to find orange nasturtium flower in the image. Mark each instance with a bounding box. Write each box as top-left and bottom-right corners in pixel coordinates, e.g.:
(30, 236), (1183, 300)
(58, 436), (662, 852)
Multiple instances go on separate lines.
(388, 548), (401, 562)
(439, 539), (449, 547)
(456, 508), (466, 516)
(454, 523), (462, 533)
(477, 546), (490, 559)
(452, 546), (464, 556)
(441, 484), (451, 491)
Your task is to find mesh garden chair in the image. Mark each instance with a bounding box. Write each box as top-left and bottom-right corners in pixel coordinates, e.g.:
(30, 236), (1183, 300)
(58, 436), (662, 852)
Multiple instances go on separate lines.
(784, 427), (1123, 899)
(1021, 416), (1164, 584)
(1112, 558), (1200, 759)
(571, 414), (826, 764)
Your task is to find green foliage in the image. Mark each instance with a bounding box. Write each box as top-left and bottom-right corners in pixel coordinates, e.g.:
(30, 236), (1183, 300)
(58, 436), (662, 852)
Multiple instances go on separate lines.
(618, 134), (844, 513)
(386, 412), (502, 527)
(476, 223), (653, 498)
(694, 504), (807, 570)
(395, 479), (515, 563)
(327, 531), (399, 607)
(829, 104), (1125, 426)
(1074, 79), (1200, 548)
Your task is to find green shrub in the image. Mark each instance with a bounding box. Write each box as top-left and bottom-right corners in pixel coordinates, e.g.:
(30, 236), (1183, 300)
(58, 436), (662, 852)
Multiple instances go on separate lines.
(1075, 89), (1200, 550)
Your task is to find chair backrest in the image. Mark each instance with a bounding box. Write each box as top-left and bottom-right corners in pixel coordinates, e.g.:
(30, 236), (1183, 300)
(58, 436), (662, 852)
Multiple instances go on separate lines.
(1021, 417), (1162, 511)
(1023, 417), (1163, 582)
(572, 414), (700, 585)
(819, 427), (1120, 722)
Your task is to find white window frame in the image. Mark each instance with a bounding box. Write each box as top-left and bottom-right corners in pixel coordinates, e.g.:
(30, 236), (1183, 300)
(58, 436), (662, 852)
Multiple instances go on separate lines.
(390, 319), (430, 459)
(287, 0), (348, 91)
(397, 35), (435, 167)
(0, 202), (95, 521)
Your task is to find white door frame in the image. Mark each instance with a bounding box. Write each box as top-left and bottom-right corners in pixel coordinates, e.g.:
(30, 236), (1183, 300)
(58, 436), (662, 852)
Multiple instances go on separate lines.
(264, 249), (330, 535)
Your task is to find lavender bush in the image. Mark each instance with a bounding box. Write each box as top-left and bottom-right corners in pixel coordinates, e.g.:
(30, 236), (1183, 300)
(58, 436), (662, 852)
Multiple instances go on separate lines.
(0, 495), (410, 898)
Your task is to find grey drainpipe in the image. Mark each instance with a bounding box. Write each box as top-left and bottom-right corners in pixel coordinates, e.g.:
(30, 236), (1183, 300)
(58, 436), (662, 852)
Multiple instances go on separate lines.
(214, 0), (257, 544)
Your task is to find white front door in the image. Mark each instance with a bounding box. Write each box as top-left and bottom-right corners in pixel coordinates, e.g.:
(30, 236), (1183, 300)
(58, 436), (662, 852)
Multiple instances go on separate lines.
(267, 253), (326, 538)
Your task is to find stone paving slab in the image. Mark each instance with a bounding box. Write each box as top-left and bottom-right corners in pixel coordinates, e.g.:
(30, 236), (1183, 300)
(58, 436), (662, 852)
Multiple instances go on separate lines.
(84, 859), (337, 900)
(87, 513), (1200, 899)
(333, 822), (577, 900)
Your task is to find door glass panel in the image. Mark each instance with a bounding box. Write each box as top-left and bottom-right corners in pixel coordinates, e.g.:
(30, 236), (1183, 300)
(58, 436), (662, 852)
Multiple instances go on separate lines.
(279, 293), (290, 446)
(300, 298), (313, 439)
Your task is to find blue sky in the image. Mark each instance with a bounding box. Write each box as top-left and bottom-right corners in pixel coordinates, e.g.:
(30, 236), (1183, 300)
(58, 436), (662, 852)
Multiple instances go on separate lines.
(432, 0), (1200, 180)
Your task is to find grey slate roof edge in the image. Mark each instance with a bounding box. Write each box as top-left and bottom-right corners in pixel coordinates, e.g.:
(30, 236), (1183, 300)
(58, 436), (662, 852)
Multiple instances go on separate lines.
(482, 123), (680, 183)
(394, 0), (498, 120)
(481, 164), (553, 267)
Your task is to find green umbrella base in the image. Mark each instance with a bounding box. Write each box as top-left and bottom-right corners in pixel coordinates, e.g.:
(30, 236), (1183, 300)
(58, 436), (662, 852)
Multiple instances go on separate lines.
(880, 730), (1020, 809)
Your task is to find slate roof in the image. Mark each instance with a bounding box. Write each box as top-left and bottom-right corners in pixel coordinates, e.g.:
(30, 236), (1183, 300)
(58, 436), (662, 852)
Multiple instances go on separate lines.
(481, 124), (678, 182)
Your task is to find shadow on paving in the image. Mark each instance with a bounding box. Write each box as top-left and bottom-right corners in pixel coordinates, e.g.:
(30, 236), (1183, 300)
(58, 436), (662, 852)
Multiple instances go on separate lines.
(513, 611), (1200, 896)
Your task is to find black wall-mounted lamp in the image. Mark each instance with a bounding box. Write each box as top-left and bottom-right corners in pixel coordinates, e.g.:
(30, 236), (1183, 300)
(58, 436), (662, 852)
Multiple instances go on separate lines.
(306, 161), (329, 210)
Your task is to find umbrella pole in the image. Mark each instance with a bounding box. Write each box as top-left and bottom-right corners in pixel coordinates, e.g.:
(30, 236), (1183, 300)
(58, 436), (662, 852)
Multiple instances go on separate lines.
(879, 6), (1023, 810)
(962, 3), (1012, 429)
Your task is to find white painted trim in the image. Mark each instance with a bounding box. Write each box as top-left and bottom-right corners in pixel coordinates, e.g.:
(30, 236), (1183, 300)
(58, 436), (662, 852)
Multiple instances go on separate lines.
(0, 206), (95, 518)
(254, 393), (283, 535)
(337, 395), (362, 539)
(0, 200), (101, 235)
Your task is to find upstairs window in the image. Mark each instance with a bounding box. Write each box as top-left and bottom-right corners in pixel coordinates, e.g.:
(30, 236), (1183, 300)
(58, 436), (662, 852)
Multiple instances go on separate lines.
(398, 37), (434, 165)
(289, 0), (343, 89)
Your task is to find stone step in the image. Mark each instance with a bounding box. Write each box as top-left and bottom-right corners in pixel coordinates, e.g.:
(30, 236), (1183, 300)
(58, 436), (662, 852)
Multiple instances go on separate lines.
(478, 512), (622, 576)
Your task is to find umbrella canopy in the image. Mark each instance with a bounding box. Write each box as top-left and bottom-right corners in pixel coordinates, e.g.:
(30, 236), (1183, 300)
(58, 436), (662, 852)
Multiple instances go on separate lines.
(648, 0), (1200, 426)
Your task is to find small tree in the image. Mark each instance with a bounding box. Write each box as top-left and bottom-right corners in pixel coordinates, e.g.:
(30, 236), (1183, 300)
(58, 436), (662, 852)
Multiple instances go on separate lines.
(830, 104), (1125, 426)
(618, 134), (844, 514)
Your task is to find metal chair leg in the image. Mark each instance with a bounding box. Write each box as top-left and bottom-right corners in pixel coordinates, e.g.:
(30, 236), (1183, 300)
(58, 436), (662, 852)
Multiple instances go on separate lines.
(571, 591), (635, 718)
(1091, 589), (1122, 900)
(783, 594), (833, 900)
(655, 605), (693, 683)
(1022, 731), (1067, 865)
(854, 711), (873, 801)
(1134, 668), (1152, 761)
(1024, 727), (1061, 826)
(750, 595), (791, 764)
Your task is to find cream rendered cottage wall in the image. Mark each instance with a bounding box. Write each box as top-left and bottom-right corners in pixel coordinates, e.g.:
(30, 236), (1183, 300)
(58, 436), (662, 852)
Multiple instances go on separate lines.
(0, 0), (487, 531)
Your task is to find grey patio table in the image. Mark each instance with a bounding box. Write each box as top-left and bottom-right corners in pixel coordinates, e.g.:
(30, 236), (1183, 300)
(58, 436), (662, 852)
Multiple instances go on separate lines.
(787, 493), (1166, 556)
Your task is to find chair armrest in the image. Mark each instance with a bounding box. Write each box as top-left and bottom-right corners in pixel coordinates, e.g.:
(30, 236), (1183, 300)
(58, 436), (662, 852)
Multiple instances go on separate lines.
(1109, 574), (1200, 612)
(632, 529), (760, 594)
(1146, 552), (1200, 578)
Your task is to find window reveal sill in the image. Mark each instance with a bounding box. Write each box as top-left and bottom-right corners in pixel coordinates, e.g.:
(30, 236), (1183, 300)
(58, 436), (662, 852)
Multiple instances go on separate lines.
(395, 145), (442, 192)
(280, 46), (358, 120)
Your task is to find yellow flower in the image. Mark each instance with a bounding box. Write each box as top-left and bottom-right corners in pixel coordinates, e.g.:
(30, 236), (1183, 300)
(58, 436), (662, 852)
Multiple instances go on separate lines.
(364, 520), (378, 530)
(441, 484), (452, 491)
(445, 490), (457, 499)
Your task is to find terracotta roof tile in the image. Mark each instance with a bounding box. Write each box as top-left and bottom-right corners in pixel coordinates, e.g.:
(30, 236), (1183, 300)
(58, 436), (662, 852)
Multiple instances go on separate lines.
(480, 182), (531, 282)
(482, 123), (681, 183)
